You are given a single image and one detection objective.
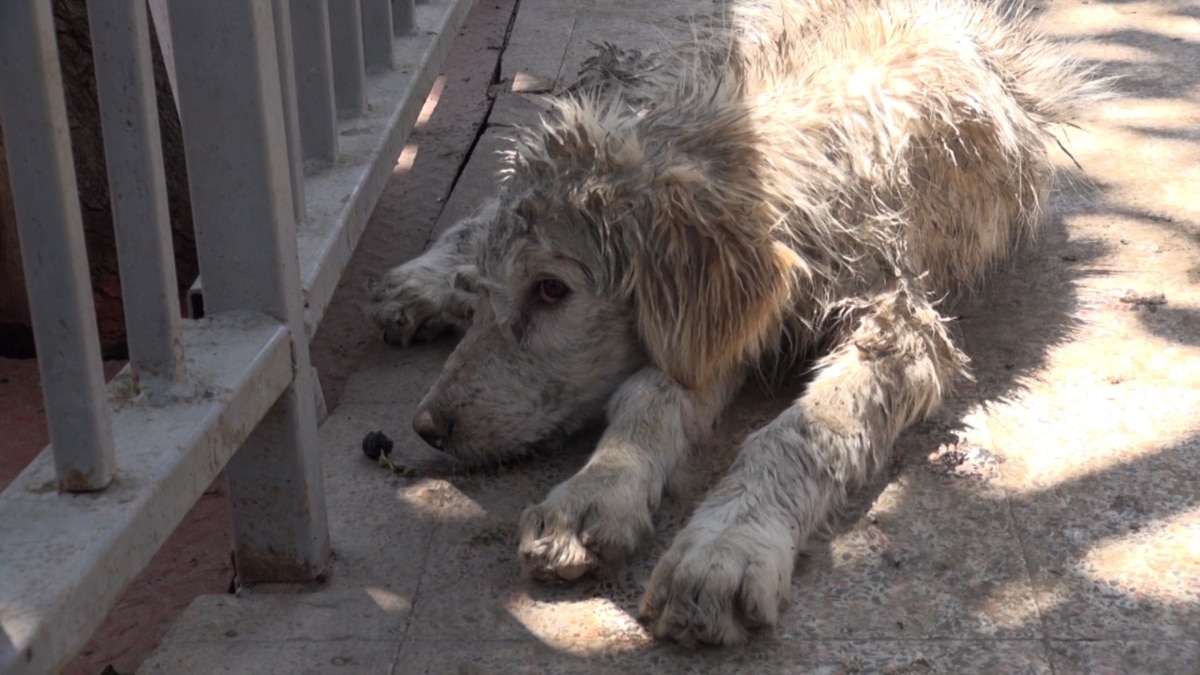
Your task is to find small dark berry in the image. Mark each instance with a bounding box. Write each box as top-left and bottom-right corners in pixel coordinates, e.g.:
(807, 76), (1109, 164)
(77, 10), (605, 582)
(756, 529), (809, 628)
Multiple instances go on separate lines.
(361, 430), (394, 460)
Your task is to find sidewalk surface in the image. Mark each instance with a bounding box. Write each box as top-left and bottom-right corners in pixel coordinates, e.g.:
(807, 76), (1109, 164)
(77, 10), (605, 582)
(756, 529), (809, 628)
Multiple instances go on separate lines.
(139, 0), (1199, 672)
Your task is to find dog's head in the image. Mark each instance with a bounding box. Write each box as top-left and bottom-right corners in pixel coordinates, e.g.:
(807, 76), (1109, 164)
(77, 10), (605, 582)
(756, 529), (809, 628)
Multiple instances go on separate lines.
(413, 97), (798, 463)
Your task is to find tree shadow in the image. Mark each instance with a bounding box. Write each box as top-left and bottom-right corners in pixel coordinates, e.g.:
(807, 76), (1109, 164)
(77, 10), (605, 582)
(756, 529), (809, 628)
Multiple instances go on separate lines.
(1076, 28), (1200, 100)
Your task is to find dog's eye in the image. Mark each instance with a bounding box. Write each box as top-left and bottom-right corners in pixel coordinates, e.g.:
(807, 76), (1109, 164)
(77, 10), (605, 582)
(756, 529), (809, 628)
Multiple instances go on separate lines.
(536, 279), (570, 305)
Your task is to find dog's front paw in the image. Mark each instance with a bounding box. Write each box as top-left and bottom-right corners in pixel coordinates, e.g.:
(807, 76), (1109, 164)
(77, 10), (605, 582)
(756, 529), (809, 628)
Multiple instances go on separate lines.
(638, 521), (794, 646)
(518, 475), (653, 583)
(367, 261), (476, 347)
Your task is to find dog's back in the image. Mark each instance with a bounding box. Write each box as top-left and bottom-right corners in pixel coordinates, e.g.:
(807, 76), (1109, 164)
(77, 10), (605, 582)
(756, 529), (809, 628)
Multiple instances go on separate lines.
(639, 0), (1098, 310)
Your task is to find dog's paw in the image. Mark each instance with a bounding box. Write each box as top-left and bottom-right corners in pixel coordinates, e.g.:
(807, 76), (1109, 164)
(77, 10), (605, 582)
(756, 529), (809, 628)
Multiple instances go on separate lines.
(518, 476), (653, 583)
(366, 261), (476, 347)
(638, 522), (794, 646)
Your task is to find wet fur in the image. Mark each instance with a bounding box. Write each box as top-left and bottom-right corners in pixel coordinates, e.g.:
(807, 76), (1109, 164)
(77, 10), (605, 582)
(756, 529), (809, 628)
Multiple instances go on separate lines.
(370, 0), (1098, 646)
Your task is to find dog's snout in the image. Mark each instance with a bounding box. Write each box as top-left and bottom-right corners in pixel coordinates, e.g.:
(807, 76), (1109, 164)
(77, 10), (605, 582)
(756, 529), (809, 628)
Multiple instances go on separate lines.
(412, 408), (452, 450)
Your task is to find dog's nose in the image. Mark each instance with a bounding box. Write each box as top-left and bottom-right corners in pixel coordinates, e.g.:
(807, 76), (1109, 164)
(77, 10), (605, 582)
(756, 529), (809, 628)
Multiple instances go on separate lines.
(412, 408), (451, 450)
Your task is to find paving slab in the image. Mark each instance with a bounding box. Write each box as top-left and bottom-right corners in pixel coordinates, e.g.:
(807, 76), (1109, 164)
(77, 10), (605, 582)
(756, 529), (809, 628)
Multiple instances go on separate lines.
(138, 399), (437, 674)
(554, 0), (713, 90)
(396, 638), (1056, 674)
(487, 91), (552, 128)
(499, 0), (581, 92)
(142, 639), (399, 674)
(784, 469), (1040, 641)
(427, 129), (512, 240)
(1047, 639), (1200, 675)
(338, 339), (456, 408)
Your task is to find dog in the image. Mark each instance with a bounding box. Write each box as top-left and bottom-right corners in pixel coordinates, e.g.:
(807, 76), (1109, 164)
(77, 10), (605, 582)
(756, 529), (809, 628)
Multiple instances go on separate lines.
(368, 0), (1097, 646)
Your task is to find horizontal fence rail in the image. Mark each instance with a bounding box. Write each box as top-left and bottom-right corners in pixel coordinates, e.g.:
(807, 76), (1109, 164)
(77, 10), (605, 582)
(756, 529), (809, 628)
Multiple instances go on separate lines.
(0, 0), (471, 671)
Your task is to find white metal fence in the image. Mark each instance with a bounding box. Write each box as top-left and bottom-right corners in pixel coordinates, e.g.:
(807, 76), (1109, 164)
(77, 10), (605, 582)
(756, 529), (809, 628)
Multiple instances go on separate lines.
(0, 0), (470, 671)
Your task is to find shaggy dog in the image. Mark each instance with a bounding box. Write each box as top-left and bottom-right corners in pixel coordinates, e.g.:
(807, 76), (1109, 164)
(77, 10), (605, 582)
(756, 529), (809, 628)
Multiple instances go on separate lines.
(368, 0), (1096, 646)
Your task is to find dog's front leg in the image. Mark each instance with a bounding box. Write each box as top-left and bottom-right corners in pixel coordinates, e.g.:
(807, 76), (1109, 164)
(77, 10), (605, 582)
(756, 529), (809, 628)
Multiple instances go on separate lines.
(367, 199), (497, 346)
(639, 287), (969, 645)
(518, 366), (741, 582)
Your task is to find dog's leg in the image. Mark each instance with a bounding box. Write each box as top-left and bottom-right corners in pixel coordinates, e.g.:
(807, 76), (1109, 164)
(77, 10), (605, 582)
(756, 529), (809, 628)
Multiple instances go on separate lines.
(639, 286), (968, 645)
(518, 366), (742, 582)
(366, 199), (497, 346)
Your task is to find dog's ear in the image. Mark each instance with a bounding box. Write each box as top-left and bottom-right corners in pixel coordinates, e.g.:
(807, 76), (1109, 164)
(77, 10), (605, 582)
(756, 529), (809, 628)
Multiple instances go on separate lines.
(624, 161), (802, 389)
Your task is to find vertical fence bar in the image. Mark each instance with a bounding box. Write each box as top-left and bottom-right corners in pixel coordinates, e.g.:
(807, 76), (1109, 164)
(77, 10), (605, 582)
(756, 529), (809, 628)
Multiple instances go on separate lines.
(88, 0), (187, 399)
(0, 0), (116, 491)
(392, 0), (416, 36)
(167, 0), (330, 581)
(360, 0), (394, 72)
(290, 0), (338, 164)
(327, 0), (366, 116)
(272, 0), (306, 222)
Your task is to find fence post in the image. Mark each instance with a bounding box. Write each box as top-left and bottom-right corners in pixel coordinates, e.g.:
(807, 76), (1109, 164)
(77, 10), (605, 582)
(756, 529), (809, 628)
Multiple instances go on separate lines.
(328, 0), (366, 116)
(88, 0), (188, 400)
(361, 0), (395, 73)
(272, 0), (307, 223)
(290, 0), (338, 164)
(393, 0), (416, 36)
(0, 0), (116, 491)
(167, 0), (330, 581)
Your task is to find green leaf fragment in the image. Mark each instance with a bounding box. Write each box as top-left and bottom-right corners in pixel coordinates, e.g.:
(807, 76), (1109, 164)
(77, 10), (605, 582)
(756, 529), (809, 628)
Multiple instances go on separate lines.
(377, 453), (416, 477)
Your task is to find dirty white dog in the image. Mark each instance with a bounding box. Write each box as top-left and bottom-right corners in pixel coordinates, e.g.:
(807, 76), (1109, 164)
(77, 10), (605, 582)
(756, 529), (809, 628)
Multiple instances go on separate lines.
(369, 0), (1096, 646)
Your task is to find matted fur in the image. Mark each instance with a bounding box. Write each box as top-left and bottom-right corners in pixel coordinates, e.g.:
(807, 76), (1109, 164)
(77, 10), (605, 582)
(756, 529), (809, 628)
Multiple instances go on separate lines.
(369, 0), (1098, 646)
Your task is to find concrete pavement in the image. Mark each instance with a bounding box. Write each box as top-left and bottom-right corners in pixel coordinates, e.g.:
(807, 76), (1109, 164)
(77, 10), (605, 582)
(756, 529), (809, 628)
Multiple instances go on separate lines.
(141, 0), (1200, 672)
